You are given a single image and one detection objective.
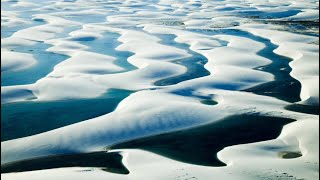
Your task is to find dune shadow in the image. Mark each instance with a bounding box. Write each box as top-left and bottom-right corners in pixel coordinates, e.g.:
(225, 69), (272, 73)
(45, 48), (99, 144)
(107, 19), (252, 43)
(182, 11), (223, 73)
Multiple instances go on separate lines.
(108, 113), (295, 167)
(285, 104), (319, 115)
(1, 151), (129, 175)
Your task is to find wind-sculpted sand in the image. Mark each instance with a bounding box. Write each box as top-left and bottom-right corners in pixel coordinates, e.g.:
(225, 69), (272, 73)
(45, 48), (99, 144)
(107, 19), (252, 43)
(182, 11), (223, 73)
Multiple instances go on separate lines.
(1, 0), (319, 179)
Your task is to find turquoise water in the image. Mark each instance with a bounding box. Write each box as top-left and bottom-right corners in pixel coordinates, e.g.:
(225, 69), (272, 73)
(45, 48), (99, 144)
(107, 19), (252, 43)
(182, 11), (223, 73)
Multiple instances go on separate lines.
(1, 9), (47, 38)
(1, 25), (81, 86)
(1, 43), (68, 86)
(1, 89), (133, 141)
(74, 32), (136, 72)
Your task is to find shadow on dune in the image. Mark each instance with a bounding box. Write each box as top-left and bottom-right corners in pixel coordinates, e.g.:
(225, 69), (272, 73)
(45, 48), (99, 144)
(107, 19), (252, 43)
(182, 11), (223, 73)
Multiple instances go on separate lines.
(109, 113), (295, 167)
(1, 151), (129, 175)
(285, 104), (319, 115)
(2, 113), (294, 174)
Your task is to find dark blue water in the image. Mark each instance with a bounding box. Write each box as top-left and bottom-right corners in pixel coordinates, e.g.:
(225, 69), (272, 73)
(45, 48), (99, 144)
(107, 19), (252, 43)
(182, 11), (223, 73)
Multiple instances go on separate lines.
(236, 9), (301, 19)
(182, 28), (302, 102)
(153, 34), (210, 86)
